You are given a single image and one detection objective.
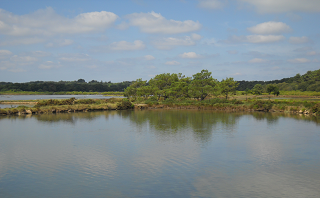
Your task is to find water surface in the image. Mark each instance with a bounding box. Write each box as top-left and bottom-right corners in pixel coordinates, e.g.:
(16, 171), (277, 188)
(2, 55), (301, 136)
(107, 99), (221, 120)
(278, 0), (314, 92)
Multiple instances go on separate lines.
(1, 110), (319, 197)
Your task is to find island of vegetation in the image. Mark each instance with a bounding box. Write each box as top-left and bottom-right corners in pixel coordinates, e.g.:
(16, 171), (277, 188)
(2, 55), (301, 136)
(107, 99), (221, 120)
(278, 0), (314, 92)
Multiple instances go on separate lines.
(0, 69), (320, 116)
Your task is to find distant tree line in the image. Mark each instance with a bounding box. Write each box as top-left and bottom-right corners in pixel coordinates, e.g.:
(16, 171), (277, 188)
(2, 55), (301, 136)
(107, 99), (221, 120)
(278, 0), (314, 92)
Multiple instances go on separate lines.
(237, 69), (320, 92)
(0, 79), (132, 92)
(124, 70), (239, 100)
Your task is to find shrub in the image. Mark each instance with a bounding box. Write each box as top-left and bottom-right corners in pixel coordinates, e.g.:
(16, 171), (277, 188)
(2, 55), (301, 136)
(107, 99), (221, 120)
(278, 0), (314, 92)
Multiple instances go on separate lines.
(312, 103), (320, 113)
(250, 100), (273, 111)
(116, 99), (134, 110)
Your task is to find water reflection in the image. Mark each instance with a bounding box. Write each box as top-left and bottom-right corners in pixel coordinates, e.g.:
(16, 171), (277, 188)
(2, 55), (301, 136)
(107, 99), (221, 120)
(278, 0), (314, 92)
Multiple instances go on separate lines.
(1, 110), (320, 197)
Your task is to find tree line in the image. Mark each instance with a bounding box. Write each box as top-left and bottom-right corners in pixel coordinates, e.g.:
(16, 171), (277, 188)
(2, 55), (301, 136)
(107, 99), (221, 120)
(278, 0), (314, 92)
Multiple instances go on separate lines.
(237, 69), (320, 92)
(124, 70), (239, 100)
(0, 79), (131, 92)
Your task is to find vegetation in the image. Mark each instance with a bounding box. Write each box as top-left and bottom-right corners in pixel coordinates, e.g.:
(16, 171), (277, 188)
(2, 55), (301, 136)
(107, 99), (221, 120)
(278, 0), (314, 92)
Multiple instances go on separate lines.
(124, 70), (238, 101)
(0, 79), (131, 93)
(237, 69), (320, 92)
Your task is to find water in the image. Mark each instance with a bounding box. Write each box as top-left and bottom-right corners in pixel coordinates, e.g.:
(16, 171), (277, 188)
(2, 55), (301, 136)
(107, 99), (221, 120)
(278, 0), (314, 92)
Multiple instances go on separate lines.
(0, 110), (320, 197)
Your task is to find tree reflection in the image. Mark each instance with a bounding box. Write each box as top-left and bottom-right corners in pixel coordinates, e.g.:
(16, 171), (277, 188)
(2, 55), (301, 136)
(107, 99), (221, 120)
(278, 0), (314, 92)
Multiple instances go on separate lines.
(119, 110), (242, 143)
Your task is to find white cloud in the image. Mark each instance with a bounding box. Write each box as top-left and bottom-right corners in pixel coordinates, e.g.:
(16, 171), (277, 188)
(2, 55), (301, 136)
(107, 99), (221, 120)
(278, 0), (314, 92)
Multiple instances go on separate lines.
(179, 52), (202, 59)
(289, 36), (309, 44)
(0, 37), (45, 46)
(248, 58), (267, 63)
(287, 58), (311, 63)
(0, 50), (12, 59)
(0, 8), (118, 37)
(125, 11), (201, 34)
(198, 0), (225, 9)
(239, 0), (320, 13)
(191, 33), (202, 40)
(227, 50), (238, 54)
(165, 61), (180, 65)
(247, 21), (291, 34)
(39, 61), (55, 69)
(59, 54), (91, 62)
(144, 55), (155, 60)
(226, 35), (285, 43)
(31, 51), (51, 57)
(46, 39), (74, 47)
(306, 51), (317, 56)
(152, 36), (195, 50)
(10, 55), (38, 62)
(108, 40), (145, 51)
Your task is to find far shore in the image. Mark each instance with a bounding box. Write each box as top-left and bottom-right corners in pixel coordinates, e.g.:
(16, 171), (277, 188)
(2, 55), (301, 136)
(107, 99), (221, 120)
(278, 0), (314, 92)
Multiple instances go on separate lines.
(0, 97), (319, 117)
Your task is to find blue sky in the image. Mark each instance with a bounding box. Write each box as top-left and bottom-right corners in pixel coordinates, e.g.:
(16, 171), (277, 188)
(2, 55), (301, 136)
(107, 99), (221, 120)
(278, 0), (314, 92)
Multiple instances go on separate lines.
(0, 0), (319, 83)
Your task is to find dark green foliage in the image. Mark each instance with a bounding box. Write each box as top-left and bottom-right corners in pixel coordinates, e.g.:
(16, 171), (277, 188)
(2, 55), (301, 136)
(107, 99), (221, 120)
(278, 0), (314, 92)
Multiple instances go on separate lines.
(250, 100), (273, 111)
(116, 99), (134, 110)
(35, 97), (76, 107)
(74, 99), (95, 104)
(236, 69), (320, 92)
(0, 80), (131, 92)
(312, 103), (320, 113)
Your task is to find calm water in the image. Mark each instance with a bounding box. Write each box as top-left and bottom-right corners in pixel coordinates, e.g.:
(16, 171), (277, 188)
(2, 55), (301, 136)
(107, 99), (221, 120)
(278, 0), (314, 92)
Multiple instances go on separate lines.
(0, 110), (320, 198)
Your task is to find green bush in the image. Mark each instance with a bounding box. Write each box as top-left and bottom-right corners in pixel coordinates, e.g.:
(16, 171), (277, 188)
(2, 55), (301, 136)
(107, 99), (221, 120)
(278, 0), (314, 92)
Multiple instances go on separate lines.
(250, 100), (273, 111)
(116, 99), (134, 110)
(312, 103), (320, 113)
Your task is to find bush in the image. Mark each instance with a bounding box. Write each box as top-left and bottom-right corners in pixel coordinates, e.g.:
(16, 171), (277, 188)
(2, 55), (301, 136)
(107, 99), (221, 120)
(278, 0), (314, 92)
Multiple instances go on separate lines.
(250, 100), (273, 111)
(312, 103), (320, 113)
(116, 99), (134, 110)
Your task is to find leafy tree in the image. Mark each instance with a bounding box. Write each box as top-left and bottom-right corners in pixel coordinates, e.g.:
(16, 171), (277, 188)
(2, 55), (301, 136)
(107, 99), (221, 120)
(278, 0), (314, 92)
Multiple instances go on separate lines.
(148, 73), (180, 100)
(124, 78), (146, 99)
(188, 70), (218, 101)
(252, 84), (263, 95)
(220, 77), (239, 99)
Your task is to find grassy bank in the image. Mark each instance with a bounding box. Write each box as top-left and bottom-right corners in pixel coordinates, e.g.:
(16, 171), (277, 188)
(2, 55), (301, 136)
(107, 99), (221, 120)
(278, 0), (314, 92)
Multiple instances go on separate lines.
(1, 97), (320, 116)
(0, 91), (124, 96)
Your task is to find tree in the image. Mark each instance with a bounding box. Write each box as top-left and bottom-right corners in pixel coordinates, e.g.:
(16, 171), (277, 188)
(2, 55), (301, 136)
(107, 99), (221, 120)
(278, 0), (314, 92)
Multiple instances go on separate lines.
(252, 84), (263, 95)
(220, 77), (239, 100)
(148, 73), (180, 100)
(124, 78), (147, 99)
(188, 70), (218, 101)
(245, 88), (251, 100)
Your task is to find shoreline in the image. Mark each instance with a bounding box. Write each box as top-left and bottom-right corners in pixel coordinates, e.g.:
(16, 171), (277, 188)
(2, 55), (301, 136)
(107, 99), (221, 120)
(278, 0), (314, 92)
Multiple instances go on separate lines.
(0, 103), (318, 117)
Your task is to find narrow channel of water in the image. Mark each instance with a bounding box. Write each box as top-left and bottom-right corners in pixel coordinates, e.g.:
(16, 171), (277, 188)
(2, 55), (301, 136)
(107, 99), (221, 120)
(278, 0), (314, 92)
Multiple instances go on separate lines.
(1, 110), (319, 197)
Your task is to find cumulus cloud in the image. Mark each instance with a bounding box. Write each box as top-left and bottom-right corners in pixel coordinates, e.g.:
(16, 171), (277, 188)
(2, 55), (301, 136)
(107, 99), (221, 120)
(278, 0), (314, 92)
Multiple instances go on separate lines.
(165, 61), (180, 65)
(152, 36), (196, 50)
(287, 58), (311, 63)
(306, 51), (318, 56)
(0, 50), (12, 59)
(248, 58), (267, 63)
(38, 61), (60, 69)
(59, 54), (91, 62)
(108, 40), (145, 51)
(125, 11), (201, 34)
(144, 55), (155, 60)
(0, 37), (45, 46)
(227, 50), (238, 54)
(247, 21), (291, 34)
(225, 35), (285, 43)
(191, 33), (203, 40)
(289, 36), (309, 44)
(179, 52), (203, 59)
(0, 7), (118, 37)
(46, 39), (74, 47)
(198, 0), (225, 9)
(10, 55), (38, 62)
(239, 0), (320, 13)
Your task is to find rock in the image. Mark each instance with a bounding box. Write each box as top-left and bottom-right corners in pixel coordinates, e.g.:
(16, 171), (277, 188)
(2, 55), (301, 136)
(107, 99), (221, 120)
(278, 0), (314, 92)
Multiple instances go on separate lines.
(304, 111), (309, 114)
(299, 110), (303, 114)
(26, 110), (32, 114)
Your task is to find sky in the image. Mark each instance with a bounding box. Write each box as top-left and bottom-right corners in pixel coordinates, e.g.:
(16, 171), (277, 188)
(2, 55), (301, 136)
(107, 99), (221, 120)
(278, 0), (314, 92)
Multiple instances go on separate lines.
(0, 0), (319, 83)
